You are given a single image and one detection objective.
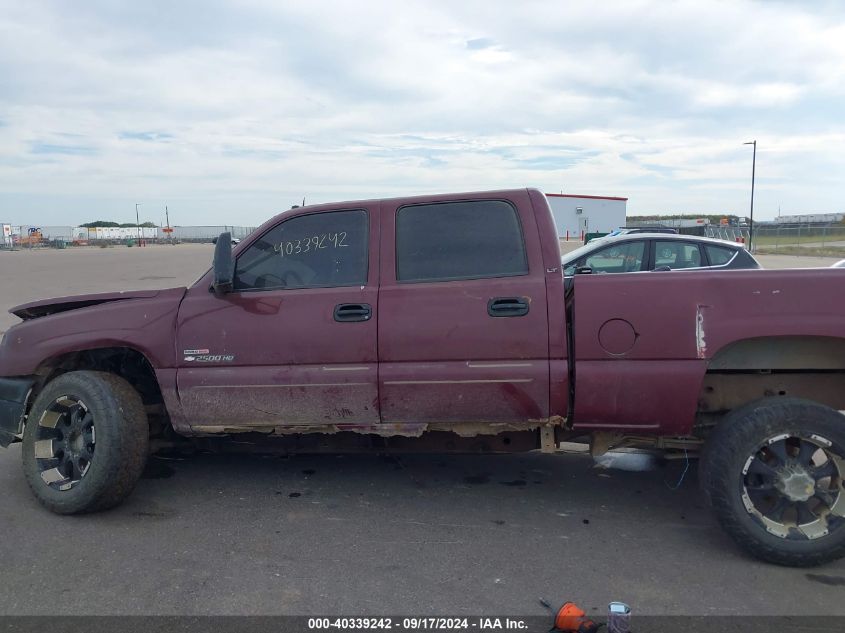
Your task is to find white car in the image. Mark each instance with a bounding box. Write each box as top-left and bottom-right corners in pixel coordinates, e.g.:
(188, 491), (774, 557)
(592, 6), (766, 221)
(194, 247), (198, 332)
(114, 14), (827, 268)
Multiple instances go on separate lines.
(561, 233), (761, 276)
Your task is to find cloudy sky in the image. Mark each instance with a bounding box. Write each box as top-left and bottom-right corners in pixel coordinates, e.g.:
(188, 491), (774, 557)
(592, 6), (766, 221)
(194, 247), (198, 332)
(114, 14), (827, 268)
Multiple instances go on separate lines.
(1, 0), (844, 226)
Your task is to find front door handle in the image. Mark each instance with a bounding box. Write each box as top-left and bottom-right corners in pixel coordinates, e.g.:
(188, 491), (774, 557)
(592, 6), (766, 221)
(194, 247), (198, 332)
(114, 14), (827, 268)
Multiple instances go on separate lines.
(487, 297), (530, 317)
(334, 303), (372, 322)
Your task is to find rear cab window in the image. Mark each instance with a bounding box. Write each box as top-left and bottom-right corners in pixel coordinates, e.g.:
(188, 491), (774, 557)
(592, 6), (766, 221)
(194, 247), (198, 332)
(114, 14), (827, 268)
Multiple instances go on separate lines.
(396, 200), (528, 282)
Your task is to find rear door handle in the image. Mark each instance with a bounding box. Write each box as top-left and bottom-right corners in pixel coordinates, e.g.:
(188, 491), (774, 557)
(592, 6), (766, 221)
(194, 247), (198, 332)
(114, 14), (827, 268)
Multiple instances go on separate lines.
(334, 303), (372, 322)
(487, 297), (529, 317)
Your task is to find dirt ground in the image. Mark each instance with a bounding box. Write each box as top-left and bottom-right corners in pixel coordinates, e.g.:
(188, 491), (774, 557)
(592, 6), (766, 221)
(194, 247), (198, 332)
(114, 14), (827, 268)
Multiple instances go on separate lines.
(0, 243), (212, 336)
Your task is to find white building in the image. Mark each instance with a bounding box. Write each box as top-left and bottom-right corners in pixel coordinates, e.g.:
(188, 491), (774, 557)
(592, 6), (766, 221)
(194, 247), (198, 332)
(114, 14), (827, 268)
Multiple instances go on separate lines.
(545, 193), (628, 239)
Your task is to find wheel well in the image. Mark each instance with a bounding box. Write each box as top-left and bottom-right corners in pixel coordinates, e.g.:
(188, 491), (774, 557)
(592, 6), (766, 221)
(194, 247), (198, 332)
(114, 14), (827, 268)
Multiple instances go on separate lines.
(33, 348), (167, 431)
(707, 336), (845, 372)
(697, 336), (845, 427)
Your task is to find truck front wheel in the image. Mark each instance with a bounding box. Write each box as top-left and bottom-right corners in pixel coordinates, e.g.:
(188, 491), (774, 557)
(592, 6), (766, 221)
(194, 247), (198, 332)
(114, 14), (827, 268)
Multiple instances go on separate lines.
(21, 371), (149, 514)
(703, 398), (845, 566)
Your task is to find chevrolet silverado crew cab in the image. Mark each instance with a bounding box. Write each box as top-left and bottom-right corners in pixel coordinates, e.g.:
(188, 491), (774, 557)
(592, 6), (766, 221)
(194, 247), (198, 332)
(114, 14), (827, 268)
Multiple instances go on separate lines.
(1, 188), (844, 567)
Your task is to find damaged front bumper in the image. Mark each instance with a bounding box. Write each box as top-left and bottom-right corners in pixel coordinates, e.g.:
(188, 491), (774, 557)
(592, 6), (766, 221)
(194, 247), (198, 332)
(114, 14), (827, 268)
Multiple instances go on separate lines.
(0, 377), (34, 447)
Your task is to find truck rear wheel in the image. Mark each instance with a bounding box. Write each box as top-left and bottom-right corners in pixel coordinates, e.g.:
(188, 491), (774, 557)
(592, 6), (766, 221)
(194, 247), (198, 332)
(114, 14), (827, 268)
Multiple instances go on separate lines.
(21, 371), (149, 514)
(703, 398), (845, 566)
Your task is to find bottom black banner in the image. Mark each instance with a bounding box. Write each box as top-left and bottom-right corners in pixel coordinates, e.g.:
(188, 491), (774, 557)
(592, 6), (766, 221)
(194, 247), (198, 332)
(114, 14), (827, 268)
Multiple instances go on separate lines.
(1, 616), (844, 633)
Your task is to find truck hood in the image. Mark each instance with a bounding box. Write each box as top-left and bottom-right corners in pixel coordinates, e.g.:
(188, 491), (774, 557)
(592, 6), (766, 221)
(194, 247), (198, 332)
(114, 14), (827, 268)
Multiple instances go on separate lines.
(10, 289), (171, 320)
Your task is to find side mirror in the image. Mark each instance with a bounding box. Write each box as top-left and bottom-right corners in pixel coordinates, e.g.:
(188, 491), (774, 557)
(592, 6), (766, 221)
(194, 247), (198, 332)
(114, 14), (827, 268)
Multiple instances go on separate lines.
(652, 265), (672, 272)
(212, 232), (234, 295)
(574, 266), (593, 275)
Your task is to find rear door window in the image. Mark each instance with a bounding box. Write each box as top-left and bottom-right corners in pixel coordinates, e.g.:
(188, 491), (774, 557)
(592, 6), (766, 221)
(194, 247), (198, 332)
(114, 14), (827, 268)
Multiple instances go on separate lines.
(654, 241), (704, 269)
(396, 200), (528, 282)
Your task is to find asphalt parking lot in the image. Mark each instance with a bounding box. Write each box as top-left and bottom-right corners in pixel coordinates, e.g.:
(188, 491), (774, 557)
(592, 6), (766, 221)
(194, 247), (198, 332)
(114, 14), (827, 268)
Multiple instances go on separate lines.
(1, 244), (844, 616)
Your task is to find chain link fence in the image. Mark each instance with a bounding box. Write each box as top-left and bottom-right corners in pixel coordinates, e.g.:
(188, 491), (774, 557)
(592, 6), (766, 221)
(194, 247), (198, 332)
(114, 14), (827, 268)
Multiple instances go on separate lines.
(704, 226), (750, 243)
(705, 224), (845, 255)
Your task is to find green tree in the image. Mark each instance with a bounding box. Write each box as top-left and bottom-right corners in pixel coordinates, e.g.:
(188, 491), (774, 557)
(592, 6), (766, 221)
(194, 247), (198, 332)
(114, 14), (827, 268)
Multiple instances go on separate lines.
(80, 221), (158, 228)
(80, 221), (120, 228)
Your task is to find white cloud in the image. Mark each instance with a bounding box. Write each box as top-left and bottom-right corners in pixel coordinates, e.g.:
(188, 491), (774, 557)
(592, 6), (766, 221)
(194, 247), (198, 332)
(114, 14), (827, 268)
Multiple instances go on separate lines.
(0, 0), (843, 224)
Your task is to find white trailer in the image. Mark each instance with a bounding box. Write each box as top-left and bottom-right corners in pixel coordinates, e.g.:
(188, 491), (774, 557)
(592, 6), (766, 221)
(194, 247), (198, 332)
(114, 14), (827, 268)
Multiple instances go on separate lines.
(774, 213), (844, 224)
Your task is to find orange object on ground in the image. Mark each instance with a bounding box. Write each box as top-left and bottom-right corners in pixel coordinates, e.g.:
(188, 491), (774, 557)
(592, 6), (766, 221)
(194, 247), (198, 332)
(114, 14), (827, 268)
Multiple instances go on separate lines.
(554, 601), (601, 633)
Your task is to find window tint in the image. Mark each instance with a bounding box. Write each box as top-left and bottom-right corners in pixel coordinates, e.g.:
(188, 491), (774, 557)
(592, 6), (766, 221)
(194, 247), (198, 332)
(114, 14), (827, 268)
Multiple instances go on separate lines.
(234, 210), (368, 290)
(582, 241), (645, 273)
(654, 241), (703, 269)
(396, 200), (528, 282)
(705, 245), (735, 266)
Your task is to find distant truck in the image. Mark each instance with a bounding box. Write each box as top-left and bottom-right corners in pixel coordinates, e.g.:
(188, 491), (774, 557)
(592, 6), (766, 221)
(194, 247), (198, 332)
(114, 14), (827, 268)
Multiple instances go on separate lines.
(1, 188), (844, 567)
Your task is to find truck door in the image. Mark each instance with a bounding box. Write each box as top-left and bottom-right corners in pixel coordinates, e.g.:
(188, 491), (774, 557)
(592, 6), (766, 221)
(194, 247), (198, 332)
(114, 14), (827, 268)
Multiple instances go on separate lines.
(175, 207), (380, 430)
(377, 191), (550, 427)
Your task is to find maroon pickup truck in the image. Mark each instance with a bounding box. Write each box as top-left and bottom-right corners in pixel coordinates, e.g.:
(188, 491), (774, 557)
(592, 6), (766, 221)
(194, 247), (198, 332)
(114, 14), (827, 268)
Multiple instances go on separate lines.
(1, 188), (844, 567)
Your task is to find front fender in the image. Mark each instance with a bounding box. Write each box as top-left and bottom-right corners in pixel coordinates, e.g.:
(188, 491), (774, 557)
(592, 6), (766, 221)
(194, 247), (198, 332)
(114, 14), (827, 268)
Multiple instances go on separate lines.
(0, 288), (185, 377)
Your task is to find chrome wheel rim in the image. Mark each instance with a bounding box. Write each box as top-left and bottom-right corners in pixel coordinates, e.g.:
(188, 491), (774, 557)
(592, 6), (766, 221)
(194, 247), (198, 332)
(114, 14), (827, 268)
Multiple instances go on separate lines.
(741, 433), (845, 540)
(34, 396), (96, 491)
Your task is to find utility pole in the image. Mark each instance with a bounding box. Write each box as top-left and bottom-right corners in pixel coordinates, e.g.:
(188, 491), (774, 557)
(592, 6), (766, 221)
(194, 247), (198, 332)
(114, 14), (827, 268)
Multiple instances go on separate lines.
(743, 140), (756, 251)
(135, 203), (142, 244)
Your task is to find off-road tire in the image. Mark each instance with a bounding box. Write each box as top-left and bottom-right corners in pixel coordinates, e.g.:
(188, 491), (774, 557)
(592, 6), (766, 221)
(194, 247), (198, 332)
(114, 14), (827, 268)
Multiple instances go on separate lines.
(22, 371), (149, 514)
(703, 397), (845, 567)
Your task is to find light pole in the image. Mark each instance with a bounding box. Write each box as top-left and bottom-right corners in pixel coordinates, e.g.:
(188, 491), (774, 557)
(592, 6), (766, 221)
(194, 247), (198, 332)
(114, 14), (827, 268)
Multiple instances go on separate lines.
(743, 140), (756, 251)
(135, 203), (142, 244)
